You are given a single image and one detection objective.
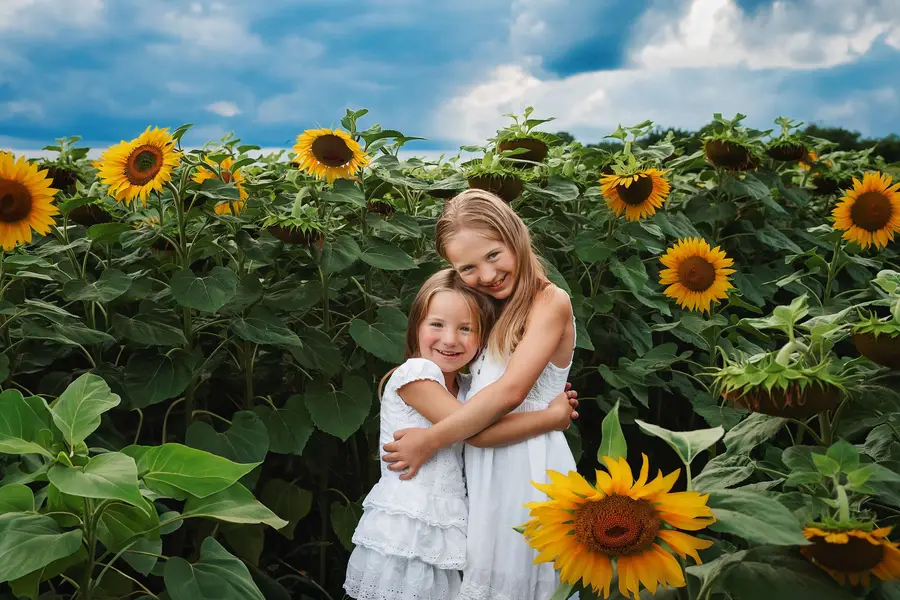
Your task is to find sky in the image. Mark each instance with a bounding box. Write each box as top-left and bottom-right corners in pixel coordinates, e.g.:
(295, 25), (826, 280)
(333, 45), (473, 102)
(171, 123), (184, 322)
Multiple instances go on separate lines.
(1, 0), (900, 156)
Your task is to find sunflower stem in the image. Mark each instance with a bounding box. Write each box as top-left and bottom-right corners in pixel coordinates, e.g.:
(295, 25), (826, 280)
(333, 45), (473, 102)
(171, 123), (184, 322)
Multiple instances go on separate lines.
(823, 239), (843, 306)
(836, 485), (851, 523)
(818, 411), (833, 447)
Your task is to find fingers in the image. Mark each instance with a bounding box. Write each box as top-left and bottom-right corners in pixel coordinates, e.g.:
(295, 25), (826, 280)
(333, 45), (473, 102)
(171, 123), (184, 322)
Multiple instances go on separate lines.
(565, 382), (572, 391)
(566, 389), (578, 400)
(382, 452), (401, 463)
(393, 429), (409, 440)
(567, 397), (579, 409)
(570, 410), (579, 420)
(383, 442), (397, 453)
(387, 461), (409, 472)
(399, 465), (420, 481)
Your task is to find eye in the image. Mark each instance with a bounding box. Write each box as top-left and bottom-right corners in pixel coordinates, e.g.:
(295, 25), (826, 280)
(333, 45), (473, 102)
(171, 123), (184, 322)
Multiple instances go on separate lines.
(487, 251), (499, 260)
(460, 326), (472, 333)
(430, 321), (442, 328)
(459, 266), (472, 273)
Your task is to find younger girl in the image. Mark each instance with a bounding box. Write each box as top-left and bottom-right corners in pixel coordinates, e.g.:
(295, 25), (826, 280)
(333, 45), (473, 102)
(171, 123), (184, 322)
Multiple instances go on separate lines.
(343, 269), (578, 600)
(382, 190), (580, 600)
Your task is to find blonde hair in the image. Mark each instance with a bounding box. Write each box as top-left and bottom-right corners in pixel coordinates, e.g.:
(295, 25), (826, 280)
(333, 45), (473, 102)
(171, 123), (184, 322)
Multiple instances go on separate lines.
(378, 268), (497, 400)
(435, 189), (549, 357)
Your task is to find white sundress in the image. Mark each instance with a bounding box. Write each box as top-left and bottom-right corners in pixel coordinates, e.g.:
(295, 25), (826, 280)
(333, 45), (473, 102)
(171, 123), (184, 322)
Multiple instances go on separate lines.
(457, 317), (579, 600)
(344, 358), (469, 600)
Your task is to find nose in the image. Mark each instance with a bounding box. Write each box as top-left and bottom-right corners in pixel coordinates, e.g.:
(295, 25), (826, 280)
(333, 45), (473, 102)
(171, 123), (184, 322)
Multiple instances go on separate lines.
(477, 268), (497, 286)
(441, 327), (460, 347)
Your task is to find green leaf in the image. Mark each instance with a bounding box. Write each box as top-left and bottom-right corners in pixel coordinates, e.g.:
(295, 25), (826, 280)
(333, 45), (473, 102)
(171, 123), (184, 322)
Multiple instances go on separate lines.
(259, 478), (312, 540)
(826, 439), (859, 473)
(62, 268), (134, 303)
(349, 316), (405, 363)
(597, 400), (627, 463)
(321, 179), (365, 207)
(8, 547), (87, 600)
(124, 349), (195, 409)
(692, 454), (754, 491)
(0, 390), (56, 458)
(573, 232), (612, 263)
(847, 464), (876, 490)
(755, 225), (803, 254)
(164, 537), (265, 600)
(48, 452), (148, 513)
(723, 414), (786, 455)
(170, 267), (238, 313)
(330, 501), (363, 551)
(0, 512), (82, 583)
(360, 239), (416, 271)
(321, 235), (360, 274)
(231, 306), (303, 347)
(112, 314), (187, 347)
(122, 443), (259, 500)
(290, 326), (341, 376)
(707, 489), (809, 546)
(86, 222), (131, 244)
(610, 255), (648, 295)
(811, 453), (841, 477)
(96, 502), (161, 575)
(635, 420), (724, 466)
(49, 373), (121, 448)
(184, 483), (287, 529)
(304, 376), (372, 441)
(713, 550), (858, 600)
(187, 411), (269, 467)
(549, 582), (576, 600)
(252, 395), (313, 455)
(0, 485), (34, 514)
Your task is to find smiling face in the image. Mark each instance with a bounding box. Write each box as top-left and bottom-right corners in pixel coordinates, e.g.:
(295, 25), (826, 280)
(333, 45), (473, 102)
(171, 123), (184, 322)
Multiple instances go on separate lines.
(416, 290), (481, 374)
(443, 228), (518, 300)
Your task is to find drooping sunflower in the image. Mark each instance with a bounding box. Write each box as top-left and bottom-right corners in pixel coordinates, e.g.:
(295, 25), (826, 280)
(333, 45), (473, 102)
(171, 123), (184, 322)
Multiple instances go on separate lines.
(659, 237), (735, 312)
(192, 156), (249, 202)
(522, 455), (715, 599)
(600, 169), (671, 221)
(802, 525), (900, 586)
(831, 172), (900, 249)
(94, 127), (182, 206)
(292, 128), (370, 184)
(0, 152), (60, 250)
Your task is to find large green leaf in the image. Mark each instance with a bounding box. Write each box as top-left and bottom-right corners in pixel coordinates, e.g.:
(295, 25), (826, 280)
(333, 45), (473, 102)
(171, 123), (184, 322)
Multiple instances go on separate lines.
(321, 235), (360, 274)
(359, 239), (416, 271)
(252, 395), (314, 455)
(49, 373), (120, 448)
(259, 479), (312, 540)
(0, 390), (56, 458)
(707, 489), (809, 546)
(186, 411), (269, 466)
(304, 376), (372, 441)
(164, 537), (265, 600)
(723, 413), (786, 456)
(635, 420), (724, 466)
(290, 326), (341, 376)
(349, 315), (405, 363)
(170, 267), (238, 313)
(597, 400), (627, 463)
(0, 485), (34, 514)
(0, 513), (82, 583)
(8, 547), (87, 600)
(330, 501), (363, 551)
(231, 307), (303, 348)
(122, 443), (259, 500)
(692, 454), (754, 491)
(124, 349), (195, 409)
(47, 452), (147, 514)
(573, 232), (612, 263)
(183, 483), (287, 529)
(112, 313), (187, 347)
(62, 268), (134, 303)
(610, 255), (648, 295)
(97, 503), (161, 576)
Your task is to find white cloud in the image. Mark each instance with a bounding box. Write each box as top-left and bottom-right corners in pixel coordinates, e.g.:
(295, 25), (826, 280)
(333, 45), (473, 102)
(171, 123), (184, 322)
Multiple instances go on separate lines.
(144, 1), (264, 54)
(205, 101), (241, 117)
(1, 101), (44, 121)
(0, 0), (104, 33)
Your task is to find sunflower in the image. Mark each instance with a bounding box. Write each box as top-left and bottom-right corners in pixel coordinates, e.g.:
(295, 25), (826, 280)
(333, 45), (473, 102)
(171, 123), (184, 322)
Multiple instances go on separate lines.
(292, 128), (370, 184)
(214, 200), (246, 215)
(94, 127), (182, 206)
(831, 172), (900, 249)
(521, 455), (715, 599)
(0, 152), (60, 250)
(192, 156), (248, 202)
(600, 169), (671, 221)
(802, 526), (900, 586)
(659, 238), (735, 312)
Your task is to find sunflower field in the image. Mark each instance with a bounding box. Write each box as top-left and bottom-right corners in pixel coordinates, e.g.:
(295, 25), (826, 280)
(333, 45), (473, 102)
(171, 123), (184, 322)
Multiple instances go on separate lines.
(0, 108), (899, 600)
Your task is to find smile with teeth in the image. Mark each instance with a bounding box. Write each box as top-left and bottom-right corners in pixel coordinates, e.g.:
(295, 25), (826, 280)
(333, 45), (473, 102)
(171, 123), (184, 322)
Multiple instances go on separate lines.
(485, 275), (507, 289)
(435, 349), (462, 358)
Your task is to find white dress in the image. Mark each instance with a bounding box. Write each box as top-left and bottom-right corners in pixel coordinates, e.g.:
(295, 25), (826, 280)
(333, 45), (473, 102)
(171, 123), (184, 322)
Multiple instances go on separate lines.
(456, 319), (579, 600)
(344, 358), (469, 600)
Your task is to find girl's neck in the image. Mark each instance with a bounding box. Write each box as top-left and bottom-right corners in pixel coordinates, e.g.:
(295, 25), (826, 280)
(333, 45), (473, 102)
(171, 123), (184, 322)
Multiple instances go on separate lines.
(442, 369), (460, 395)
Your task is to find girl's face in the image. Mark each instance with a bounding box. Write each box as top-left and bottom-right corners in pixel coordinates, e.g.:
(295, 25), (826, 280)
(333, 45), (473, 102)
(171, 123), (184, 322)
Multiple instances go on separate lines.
(444, 228), (518, 300)
(417, 291), (480, 372)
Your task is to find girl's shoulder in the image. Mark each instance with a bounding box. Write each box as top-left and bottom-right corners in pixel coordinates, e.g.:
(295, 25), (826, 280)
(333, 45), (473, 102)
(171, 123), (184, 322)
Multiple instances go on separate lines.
(532, 283), (573, 317)
(385, 358), (447, 395)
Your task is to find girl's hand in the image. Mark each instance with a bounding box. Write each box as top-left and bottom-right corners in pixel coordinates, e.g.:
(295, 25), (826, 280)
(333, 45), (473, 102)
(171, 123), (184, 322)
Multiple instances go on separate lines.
(383, 428), (435, 480)
(550, 389), (579, 431)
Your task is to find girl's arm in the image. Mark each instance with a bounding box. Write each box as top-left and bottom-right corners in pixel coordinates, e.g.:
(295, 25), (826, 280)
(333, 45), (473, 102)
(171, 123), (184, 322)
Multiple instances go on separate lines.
(385, 287), (572, 478)
(396, 380), (578, 449)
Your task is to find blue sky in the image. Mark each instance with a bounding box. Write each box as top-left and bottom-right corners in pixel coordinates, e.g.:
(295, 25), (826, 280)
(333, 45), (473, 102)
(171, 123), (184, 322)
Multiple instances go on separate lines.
(1, 0), (899, 154)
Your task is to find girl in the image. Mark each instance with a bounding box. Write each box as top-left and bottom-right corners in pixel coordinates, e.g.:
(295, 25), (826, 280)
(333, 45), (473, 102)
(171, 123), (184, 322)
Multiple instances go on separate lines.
(382, 190), (580, 600)
(343, 268), (578, 600)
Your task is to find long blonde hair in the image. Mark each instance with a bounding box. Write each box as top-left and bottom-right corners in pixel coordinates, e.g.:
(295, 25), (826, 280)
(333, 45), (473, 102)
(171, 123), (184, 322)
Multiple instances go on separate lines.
(435, 189), (549, 357)
(378, 268), (497, 400)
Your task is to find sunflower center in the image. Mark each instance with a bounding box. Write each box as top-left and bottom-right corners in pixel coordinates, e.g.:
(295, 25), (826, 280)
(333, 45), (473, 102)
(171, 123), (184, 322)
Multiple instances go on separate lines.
(311, 134), (354, 167)
(573, 495), (660, 556)
(221, 170), (233, 184)
(125, 145), (164, 186)
(807, 535), (885, 573)
(850, 191), (892, 232)
(615, 175), (654, 206)
(0, 179), (33, 223)
(677, 256), (716, 292)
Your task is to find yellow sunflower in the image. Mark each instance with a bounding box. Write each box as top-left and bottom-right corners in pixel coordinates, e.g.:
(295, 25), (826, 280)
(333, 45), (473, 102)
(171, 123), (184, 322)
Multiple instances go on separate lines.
(94, 127), (182, 206)
(213, 200), (246, 215)
(831, 172), (900, 249)
(0, 152), (60, 250)
(192, 156), (249, 202)
(659, 238), (735, 312)
(600, 169), (671, 221)
(802, 526), (900, 586)
(522, 455), (715, 599)
(292, 128), (370, 184)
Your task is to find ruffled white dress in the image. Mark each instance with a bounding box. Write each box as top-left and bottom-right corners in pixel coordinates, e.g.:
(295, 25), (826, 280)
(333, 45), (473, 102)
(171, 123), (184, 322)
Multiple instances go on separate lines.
(344, 358), (468, 600)
(457, 319), (579, 600)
